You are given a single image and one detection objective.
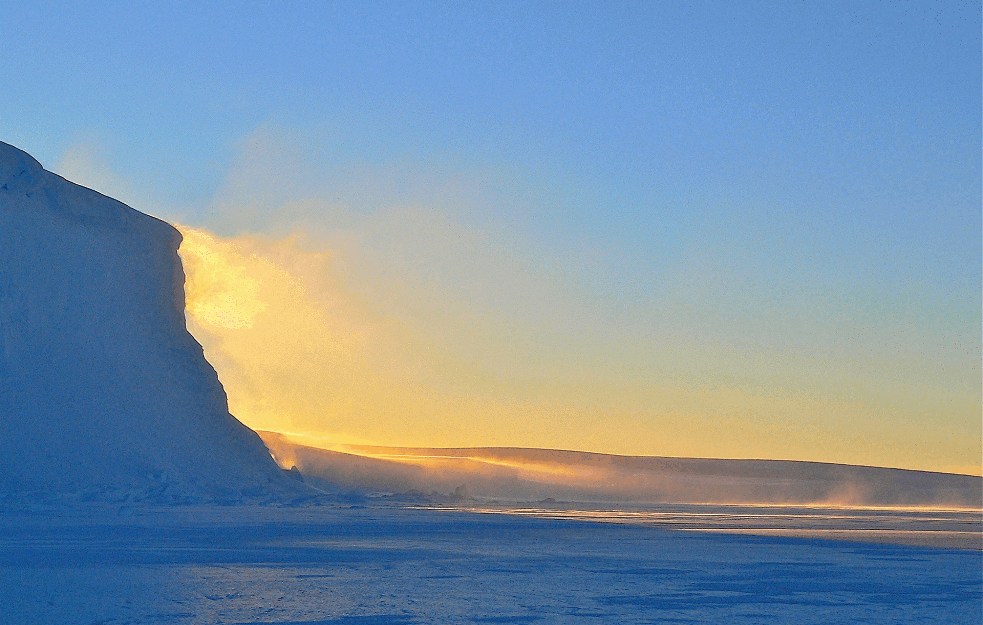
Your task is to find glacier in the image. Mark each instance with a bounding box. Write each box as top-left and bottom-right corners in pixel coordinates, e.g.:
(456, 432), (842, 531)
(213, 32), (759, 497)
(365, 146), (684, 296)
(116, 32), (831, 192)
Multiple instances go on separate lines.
(0, 141), (298, 502)
(0, 141), (979, 624)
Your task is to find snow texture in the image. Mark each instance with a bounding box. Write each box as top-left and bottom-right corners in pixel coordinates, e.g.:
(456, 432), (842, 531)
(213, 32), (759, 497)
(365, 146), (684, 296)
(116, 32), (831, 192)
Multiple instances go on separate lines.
(260, 433), (983, 509)
(0, 142), (299, 502)
(0, 503), (980, 624)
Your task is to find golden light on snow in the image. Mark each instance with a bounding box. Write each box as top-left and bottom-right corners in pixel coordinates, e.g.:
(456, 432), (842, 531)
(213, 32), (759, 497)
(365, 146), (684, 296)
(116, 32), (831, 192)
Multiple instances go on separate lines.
(348, 452), (592, 481)
(179, 228), (267, 330)
(177, 225), (366, 437)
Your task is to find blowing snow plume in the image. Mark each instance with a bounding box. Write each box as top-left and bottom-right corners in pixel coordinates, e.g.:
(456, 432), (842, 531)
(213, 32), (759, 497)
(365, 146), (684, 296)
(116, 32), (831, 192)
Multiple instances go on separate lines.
(176, 224), (587, 453)
(0, 142), (304, 502)
(176, 226), (388, 444)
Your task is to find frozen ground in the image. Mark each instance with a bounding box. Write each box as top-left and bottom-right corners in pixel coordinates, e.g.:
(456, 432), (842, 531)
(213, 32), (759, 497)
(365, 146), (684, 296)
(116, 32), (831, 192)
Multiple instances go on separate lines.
(1, 502), (980, 624)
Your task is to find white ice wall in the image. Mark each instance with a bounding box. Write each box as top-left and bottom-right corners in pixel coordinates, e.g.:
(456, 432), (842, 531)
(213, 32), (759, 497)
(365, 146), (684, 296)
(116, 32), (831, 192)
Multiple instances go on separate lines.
(0, 142), (290, 501)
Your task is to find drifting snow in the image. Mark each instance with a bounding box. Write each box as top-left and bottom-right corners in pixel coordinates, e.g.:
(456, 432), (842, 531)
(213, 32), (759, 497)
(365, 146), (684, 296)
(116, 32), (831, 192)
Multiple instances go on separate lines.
(260, 432), (983, 509)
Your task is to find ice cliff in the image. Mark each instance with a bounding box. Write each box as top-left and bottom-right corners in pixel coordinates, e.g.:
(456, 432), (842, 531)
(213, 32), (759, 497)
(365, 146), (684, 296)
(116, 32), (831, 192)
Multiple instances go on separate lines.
(0, 142), (295, 501)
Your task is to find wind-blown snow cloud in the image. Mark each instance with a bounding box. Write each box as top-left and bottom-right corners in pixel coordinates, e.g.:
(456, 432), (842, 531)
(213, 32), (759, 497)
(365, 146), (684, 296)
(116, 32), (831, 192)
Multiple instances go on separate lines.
(180, 229), (268, 330)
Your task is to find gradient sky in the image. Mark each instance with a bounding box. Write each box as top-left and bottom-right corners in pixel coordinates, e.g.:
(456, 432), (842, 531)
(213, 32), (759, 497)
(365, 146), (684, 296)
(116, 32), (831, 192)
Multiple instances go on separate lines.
(1, 1), (979, 474)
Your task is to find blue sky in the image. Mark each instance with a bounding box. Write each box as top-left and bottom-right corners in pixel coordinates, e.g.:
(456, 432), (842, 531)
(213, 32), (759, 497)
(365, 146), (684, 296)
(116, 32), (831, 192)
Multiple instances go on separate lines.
(1, 1), (980, 471)
(4, 1), (978, 283)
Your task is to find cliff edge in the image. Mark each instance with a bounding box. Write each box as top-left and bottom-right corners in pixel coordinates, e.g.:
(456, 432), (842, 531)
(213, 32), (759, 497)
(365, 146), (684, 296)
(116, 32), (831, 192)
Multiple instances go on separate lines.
(0, 142), (296, 501)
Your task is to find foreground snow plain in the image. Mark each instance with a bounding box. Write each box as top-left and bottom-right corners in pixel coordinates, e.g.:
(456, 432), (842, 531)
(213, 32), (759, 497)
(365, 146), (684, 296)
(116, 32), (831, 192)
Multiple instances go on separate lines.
(1, 502), (980, 624)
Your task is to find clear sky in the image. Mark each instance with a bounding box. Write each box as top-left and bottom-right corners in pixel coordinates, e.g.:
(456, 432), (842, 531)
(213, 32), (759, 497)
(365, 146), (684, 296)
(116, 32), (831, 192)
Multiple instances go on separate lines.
(2, 1), (979, 474)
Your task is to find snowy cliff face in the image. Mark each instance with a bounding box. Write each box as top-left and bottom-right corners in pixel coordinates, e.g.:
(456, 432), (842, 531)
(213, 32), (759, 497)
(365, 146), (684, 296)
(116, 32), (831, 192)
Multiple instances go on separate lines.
(0, 142), (290, 501)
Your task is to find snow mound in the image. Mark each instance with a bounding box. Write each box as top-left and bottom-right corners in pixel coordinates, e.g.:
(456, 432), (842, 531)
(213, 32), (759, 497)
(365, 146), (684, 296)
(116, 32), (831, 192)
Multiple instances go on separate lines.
(260, 432), (983, 508)
(0, 142), (302, 502)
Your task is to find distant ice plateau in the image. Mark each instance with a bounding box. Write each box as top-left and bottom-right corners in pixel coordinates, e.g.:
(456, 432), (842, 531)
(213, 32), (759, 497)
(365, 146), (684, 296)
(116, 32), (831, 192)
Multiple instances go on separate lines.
(260, 432), (982, 510)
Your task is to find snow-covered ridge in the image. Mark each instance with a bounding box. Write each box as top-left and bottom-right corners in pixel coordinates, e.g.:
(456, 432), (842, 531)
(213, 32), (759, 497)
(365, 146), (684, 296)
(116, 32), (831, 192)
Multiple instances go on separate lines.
(0, 142), (299, 502)
(261, 432), (983, 508)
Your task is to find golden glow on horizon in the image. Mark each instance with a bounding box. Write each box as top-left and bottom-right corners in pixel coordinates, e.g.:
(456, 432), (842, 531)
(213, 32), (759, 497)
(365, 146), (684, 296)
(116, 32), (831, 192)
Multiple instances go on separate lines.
(176, 225), (981, 476)
(334, 452), (595, 481)
(408, 506), (982, 549)
(417, 503), (983, 517)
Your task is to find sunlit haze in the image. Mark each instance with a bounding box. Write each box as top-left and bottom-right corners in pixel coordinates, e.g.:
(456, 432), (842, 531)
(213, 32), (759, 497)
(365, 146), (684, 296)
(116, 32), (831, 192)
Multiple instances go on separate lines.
(177, 209), (979, 474)
(2, 2), (978, 475)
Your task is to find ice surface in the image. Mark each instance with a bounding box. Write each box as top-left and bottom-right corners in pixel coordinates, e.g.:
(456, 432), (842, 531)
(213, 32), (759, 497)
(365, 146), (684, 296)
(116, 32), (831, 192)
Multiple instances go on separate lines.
(0, 142), (302, 502)
(260, 432), (983, 509)
(0, 503), (980, 624)
(424, 501), (983, 550)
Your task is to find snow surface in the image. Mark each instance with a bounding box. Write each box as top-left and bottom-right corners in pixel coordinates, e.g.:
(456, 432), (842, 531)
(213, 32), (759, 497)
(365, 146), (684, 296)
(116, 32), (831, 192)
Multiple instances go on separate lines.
(0, 502), (980, 624)
(260, 432), (983, 509)
(0, 142), (302, 502)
